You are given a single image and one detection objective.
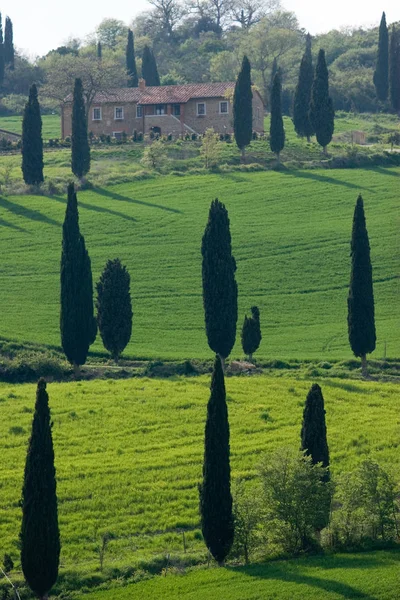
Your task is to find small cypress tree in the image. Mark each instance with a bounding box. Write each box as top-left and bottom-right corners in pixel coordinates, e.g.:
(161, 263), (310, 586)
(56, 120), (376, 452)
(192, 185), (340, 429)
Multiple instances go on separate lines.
(71, 78), (90, 180)
(0, 14), (4, 85)
(21, 84), (44, 186)
(373, 12), (389, 102)
(200, 355), (234, 565)
(269, 70), (285, 161)
(389, 26), (400, 113)
(126, 30), (138, 88)
(301, 383), (330, 481)
(347, 195), (376, 377)
(141, 45), (160, 86)
(233, 55), (253, 161)
(268, 57), (278, 108)
(309, 49), (334, 154)
(241, 306), (261, 361)
(4, 16), (14, 70)
(97, 41), (102, 59)
(96, 258), (133, 361)
(20, 379), (60, 600)
(293, 34), (314, 141)
(201, 199), (238, 366)
(60, 184), (97, 375)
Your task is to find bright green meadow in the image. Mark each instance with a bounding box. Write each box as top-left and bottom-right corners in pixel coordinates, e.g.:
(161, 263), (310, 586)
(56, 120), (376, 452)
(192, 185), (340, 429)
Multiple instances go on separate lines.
(0, 167), (398, 360)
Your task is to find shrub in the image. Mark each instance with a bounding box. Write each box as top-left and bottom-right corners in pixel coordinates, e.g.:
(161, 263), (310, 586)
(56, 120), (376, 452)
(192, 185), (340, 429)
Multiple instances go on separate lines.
(231, 479), (262, 564)
(140, 139), (168, 172)
(200, 128), (223, 168)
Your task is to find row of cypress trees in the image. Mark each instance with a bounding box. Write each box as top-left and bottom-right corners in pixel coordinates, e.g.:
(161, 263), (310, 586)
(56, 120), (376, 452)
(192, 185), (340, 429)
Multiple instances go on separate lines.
(374, 12), (400, 112)
(126, 29), (160, 87)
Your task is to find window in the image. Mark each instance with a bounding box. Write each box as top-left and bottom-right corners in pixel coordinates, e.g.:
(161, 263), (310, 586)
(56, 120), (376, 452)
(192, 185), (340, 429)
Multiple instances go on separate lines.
(92, 107), (101, 121)
(173, 104), (181, 116)
(114, 107), (124, 120)
(113, 132), (123, 140)
(155, 104), (166, 115)
(219, 101), (228, 114)
(136, 105), (143, 118)
(197, 102), (206, 116)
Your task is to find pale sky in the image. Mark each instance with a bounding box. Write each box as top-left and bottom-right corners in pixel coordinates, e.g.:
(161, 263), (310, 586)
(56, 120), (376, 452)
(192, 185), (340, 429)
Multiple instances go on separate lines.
(4, 0), (400, 59)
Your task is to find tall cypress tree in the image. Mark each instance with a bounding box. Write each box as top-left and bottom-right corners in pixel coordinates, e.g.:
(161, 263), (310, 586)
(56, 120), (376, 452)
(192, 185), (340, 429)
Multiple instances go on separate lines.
(126, 30), (138, 88)
(301, 384), (330, 481)
(389, 26), (400, 113)
(60, 184), (97, 375)
(97, 41), (102, 59)
(96, 258), (133, 361)
(71, 78), (90, 180)
(309, 49), (334, 154)
(233, 55), (253, 161)
(20, 379), (60, 600)
(268, 57), (278, 109)
(141, 45), (160, 86)
(21, 84), (44, 186)
(0, 14), (4, 85)
(200, 355), (234, 565)
(347, 195), (376, 377)
(373, 12), (389, 102)
(4, 16), (14, 70)
(241, 306), (261, 361)
(269, 70), (285, 161)
(293, 34), (314, 141)
(201, 199), (238, 366)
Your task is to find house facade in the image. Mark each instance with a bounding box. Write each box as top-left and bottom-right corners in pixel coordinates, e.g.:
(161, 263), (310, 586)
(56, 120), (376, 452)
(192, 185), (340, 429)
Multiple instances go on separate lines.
(62, 80), (265, 139)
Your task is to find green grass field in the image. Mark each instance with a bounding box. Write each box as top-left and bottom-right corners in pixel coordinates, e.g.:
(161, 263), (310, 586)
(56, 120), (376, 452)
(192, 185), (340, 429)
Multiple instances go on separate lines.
(82, 551), (400, 600)
(0, 168), (397, 360)
(0, 375), (399, 588)
(0, 114), (61, 139)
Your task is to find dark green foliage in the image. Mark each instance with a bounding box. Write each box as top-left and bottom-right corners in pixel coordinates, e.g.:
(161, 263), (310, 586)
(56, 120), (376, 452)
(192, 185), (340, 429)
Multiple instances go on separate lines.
(3, 553), (13, 573)
(373, 12), (389, 102)
(126, 30), (138, 88)
(233, 55), (253, 158)
(0, 14), (4, 85)
(20, 379), (60, 599)
(96, 259), (133, 361)
(60, 184), (97, 369)
(389, 26), (400, 112)
(269, 57), (278, 108)
(269, 70), (285, 158)
(141, 45), (160, 86)
(293, 34), (314, 140)
(97, 41), (102, 59)
(201, 199), (238, 360)
(347, 195), (376, 368)
(71, 78), (90, 179)
(309, 49), (334, 152)
(241, 306), (261, 360)
(200, 355), (234, 564)
(4, 16), (14, 70)
(21, 84), (44, 186)
(301, 384), (330, 482)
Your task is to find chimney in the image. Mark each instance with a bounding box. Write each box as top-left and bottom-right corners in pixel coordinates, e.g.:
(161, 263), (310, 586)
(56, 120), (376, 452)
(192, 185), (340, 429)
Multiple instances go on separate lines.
(139, 78), (146, 91)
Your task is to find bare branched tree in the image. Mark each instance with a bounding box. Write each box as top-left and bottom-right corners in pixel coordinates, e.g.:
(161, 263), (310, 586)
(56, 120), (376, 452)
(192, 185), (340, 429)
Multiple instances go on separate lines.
(148, 0), (187, 41)
(230, 0), (281, 29)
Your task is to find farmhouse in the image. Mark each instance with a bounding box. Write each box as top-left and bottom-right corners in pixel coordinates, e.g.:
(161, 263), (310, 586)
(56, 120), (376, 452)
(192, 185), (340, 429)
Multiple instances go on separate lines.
(62, 80), (265, 139)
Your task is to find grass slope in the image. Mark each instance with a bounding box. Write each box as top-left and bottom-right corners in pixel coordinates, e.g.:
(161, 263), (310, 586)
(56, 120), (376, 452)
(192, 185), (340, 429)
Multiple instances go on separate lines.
(0, 168), (398, 360)
(0, 114), (61, 140)
(82, 551), (400, 600)
(0, 376), (399, 581)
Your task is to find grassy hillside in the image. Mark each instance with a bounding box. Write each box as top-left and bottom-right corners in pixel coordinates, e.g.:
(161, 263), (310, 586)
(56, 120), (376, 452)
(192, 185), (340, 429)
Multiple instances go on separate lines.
(0, 376), (399, 585)
(82, 551), (400, 600)
(0, 114), (61, 139)
(0, 168), (397, 360)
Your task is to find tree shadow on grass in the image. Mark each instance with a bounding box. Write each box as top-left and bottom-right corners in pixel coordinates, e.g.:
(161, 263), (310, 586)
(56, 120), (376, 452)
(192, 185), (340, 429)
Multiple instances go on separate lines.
(0, 216), (28, 233)
(93, 186), (183, 214)
(280, 170), (375, 193)
(0, 196), (60, 227)
(51, 195), (137, 223)
(367, 166), (400, 178)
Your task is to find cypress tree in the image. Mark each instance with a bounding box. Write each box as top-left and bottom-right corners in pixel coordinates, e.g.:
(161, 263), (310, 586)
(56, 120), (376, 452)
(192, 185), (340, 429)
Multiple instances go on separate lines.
(21, 84), (44, 186)
(4, 16), (14, 70)
(0, 14), (4, 85)
(141, 45), (160, 86)
(60, 184), (97, 375)
(373, 12), (389, 102)
(199, 355), (234, 565)
(268, 57), (278, 109)
(96, 258), (133, 361)
(201, 199), (238, 366)
(269, 70), (285, 161)
(233, 55), (253, 161)
(241, 306), (261, 361)
(309, 49), (334, 154)
(97, 41), (102, 59)
(389, 26), (400, 113)
(71, 78), (90, 180)
(126, 30), (138, 88)
(20, 379), (60, 600)
(293, 34), (314, 141)
(301, 383), (330, 481)
(347, 195), (376, 377)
